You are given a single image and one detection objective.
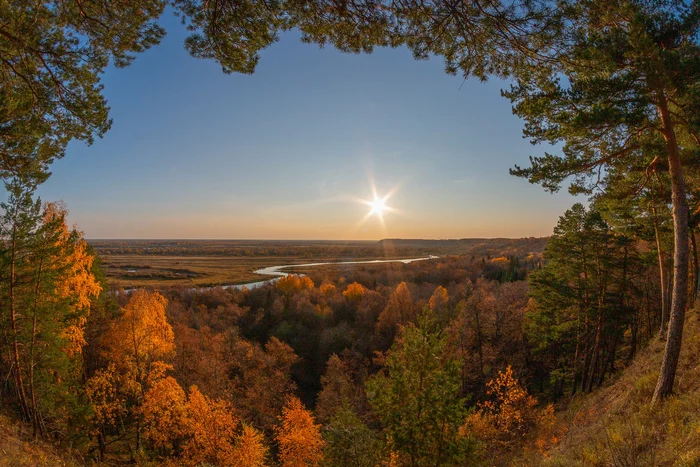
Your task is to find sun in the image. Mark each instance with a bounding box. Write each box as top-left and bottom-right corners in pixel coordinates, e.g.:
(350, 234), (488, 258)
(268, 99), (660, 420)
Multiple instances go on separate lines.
(350, 174), (402, 236)
(369, 197), (387, 216)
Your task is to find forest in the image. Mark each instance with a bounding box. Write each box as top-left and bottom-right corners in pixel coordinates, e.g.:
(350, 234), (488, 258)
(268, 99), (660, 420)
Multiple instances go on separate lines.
(1, 0), (699, 466)
(0, 203), (677, 465)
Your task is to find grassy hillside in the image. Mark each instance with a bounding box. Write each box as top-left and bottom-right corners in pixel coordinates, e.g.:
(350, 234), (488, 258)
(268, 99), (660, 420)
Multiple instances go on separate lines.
(0, 414), (78, 466)
(527, 310), (700, 466)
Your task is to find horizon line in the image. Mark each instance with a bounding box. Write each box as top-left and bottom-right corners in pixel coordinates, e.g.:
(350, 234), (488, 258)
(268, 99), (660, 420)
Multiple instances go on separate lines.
(85, 236), (550, 242)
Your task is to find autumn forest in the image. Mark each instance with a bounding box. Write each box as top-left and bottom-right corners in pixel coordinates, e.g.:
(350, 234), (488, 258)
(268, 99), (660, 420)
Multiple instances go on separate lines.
(2, 1), (700, 466)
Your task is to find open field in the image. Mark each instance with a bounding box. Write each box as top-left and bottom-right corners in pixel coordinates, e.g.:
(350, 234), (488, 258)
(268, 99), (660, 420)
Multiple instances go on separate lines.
(89, 238), (548, 289)
(90, 239), (433, 289)
(98, 255), (304, 289)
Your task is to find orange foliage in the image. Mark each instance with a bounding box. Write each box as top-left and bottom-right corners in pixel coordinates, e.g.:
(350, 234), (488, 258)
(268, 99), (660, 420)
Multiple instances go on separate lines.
(229, 337), (299, 432)
(533, 404), (560, 455)
(342, 282), (366, 301)
(319, 280), (337, 297)
(104, 290), (174, 392)
(481, 365), (538, 436)
(377, 282), (414, 336)
(56, 235), (101, 310)
(276, 275), (314, 294)
(180, 386), (240, 465)
(141, 378), (269, 466)
(461, 366), (555, 451)
(141, 377), (187, 453)
(315, 354), (355, 424)
(275, 396), (325, 467)
(40, 203), (102, 357)
(44, 202), (102, 311)
(429, 286), (449, 313)
(231, 424), (269, 467)
(172, 324), (229, 398)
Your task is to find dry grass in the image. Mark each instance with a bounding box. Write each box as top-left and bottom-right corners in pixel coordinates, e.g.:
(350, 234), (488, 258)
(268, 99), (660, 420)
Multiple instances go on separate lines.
(100, 254), (424, 289)
(517, 309), (700, 467)
(0, 414), (79, 466)
(100, 255), (337, 289)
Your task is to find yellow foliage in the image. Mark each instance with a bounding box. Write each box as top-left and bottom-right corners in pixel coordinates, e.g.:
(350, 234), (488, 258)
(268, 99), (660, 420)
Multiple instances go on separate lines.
(379, 449), (400, 467)
(42, 202), (102, 357)
(55, 236), (101, 310)
(319, 280), (336, 297)
(342, 282), (366, 301)
(85, 364), (126, 433)
(44, 202), (101, 310)
(429, 286), (449, 312)
(230, 424), (268, 467)
(275, 396), (325, 467)
(61, 322), (88, 359)
(104, 290), (174, 392)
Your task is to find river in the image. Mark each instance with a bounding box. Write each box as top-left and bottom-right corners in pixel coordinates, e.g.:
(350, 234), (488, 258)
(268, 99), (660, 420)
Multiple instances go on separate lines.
(122, 255), (439, 293)
(220, 255), (440, 291)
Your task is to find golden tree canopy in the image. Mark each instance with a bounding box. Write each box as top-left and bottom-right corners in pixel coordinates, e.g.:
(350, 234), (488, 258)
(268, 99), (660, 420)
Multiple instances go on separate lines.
(342, 282), (366, 301)
(275, 396), (325, 467)
(104, 290), (174, 391)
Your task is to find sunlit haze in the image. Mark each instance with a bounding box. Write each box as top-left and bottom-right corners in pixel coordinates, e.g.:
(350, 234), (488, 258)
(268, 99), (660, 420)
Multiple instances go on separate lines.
(37, 11), (581, 240)
(369, 198), (387, 216)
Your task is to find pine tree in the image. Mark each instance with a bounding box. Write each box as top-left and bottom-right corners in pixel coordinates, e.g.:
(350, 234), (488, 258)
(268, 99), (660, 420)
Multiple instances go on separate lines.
(323, 403), (381, 467)
(504, 1), (700, 402)
(367, 310), (471, 466)
(526, 203), (639, 397)
(0, 177), (101, 437)
(0, 1), (166, 180)
(0, 176), (43, 425)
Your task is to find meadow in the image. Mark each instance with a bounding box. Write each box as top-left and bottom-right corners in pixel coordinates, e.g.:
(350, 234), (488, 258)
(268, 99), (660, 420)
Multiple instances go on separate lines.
(89, 238), (547, 289)
(90, 239), (432, 289)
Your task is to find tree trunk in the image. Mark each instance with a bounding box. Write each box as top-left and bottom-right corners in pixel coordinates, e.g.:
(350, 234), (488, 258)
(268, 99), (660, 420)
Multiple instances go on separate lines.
(629, 312), (638, 364)
(579, 329), (592, 394)
(645, 286), (652, 339)
(29, 258), (44, 438)
(572, 319), (582, 395)
(652, 95), (690, 404)
(584, 315), (603, 393)
(691, 226), (699, 307)
(9, 219), (30, 422)
(651, 204), (669, 337)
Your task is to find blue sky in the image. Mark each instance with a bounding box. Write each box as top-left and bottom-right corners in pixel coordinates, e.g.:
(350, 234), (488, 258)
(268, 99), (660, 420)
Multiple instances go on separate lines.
(37, 11), (581, 240)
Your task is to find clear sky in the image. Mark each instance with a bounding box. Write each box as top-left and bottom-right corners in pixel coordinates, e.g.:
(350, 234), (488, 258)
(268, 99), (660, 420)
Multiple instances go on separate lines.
(37, 11), (581, 240)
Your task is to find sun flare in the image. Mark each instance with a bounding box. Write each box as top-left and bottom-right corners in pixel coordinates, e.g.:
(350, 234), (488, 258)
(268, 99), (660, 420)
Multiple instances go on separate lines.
(369, 198), (387, 216)
(350, 173), (403, 237)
